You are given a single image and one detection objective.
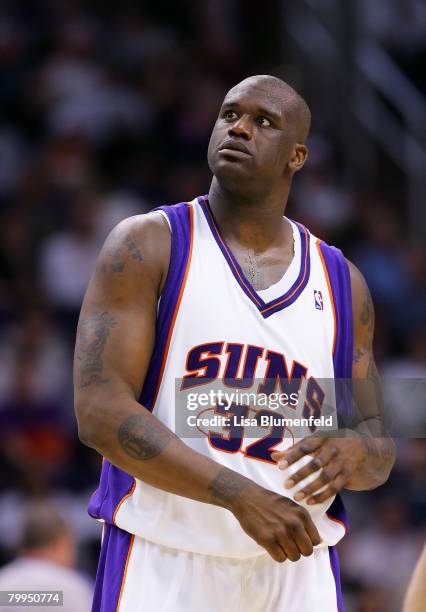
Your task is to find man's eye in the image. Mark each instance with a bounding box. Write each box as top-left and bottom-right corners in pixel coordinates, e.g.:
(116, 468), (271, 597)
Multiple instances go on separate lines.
(257, 116), (271, 127)
(223, 110), (237, 120)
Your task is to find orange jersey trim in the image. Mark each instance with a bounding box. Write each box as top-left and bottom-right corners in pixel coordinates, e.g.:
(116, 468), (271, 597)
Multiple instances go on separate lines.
(316, 239), (337, 355)
(113, 479), (136, 525)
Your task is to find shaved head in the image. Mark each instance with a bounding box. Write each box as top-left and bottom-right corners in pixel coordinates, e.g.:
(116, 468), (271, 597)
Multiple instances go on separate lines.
(227, 75), (311, 143)
(208, 73), (311, 199)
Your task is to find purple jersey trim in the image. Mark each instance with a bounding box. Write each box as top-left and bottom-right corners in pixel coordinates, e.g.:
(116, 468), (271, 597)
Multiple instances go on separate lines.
(88, 461), (134, 525)
(329, 546), (344, 612)
(317, 242), (353, 381)
(327, 493), (350, 533)
(88, 201), (192, 525)
(319, 242), (353, 535)
(198, 196), (311, 318)
(92, 523), (133, 612)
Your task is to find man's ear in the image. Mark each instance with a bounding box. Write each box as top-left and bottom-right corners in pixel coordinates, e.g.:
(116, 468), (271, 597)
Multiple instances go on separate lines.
(288, 144), (308, 173)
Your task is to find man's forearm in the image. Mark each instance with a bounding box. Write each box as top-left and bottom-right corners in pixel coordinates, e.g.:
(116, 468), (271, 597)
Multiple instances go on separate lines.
(78, 395), (255, 512)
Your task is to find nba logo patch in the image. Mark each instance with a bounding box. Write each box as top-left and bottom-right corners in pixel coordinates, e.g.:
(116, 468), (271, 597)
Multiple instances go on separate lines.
(314, 290), (323, 310)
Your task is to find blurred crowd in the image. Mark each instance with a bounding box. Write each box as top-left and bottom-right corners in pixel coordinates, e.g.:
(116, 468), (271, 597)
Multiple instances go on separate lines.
(0, 2), (424, 611)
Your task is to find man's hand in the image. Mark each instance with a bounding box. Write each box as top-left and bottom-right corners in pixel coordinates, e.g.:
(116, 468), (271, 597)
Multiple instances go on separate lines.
(271, 432), (368, 505)
(229, 480), (322, 562)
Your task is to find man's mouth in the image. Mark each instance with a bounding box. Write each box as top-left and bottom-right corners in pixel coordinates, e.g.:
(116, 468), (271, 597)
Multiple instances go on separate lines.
(219, 140), (251, 156)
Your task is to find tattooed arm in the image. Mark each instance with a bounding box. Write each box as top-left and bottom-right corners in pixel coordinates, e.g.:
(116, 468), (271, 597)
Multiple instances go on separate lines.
(74, 212), (321, 562)
(274, 262), (395, 504)
(343, 261), (395, 489)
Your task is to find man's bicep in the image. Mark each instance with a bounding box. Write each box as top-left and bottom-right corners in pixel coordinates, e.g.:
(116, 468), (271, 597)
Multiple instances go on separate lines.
(74, 215), (168, 402)
(347, 260), (385, 429)
(348, 259), (375, 379)
(75, 292), (156, 401)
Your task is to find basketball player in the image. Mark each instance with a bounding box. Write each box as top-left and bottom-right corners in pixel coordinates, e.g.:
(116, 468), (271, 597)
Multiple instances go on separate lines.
(74, 75), (395, 611)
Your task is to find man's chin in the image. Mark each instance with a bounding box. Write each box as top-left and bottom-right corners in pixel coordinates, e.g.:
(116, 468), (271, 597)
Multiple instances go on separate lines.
(213, 160), (255, 186)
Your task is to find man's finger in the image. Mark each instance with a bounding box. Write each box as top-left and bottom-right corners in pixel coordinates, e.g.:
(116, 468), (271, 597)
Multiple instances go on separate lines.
(306, 473), (347, 505)
(266, 542), (288, 563)
(285, 443), (339, 490)
(291, 524), (315, 557)
(293, 462), (341, 501)
(302, 513), (322, 546)
(274, 436), (326, 469)
(283, 455), (323, 489)
(276, 533), (301, 563)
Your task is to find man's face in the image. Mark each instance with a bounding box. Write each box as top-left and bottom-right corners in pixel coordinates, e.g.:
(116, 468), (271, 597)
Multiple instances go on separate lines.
(207, 80), (302, 191)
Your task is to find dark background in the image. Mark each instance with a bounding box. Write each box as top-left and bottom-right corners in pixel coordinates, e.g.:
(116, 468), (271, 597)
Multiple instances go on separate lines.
(0, 1), (425, 610)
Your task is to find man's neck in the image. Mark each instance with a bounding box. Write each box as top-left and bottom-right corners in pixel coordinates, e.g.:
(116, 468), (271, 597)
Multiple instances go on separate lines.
(207, 177), (292, 251)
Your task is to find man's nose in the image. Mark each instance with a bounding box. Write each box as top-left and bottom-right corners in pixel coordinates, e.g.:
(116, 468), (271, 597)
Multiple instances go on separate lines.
(229, 115), (252, 140)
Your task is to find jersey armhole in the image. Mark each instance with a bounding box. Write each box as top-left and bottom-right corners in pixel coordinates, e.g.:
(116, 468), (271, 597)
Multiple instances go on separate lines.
(153, 209), (172, 232)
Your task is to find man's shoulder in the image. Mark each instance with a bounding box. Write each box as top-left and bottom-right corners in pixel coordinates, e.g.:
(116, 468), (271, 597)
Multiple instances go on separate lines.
(107, 210), (171, 263)
(152, 196), (201, 225)
(113, 209), (171, 238)
(116, 195), (199, 238)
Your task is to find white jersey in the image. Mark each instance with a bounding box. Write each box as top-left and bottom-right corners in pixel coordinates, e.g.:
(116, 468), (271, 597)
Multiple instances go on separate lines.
(89, 196), (353, 558)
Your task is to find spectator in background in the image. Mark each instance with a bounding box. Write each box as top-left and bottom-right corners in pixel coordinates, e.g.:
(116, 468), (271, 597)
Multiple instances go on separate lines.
(381, 327), (426, 436)
(38, 189), (102, 333)
(351, 203), (409, 315)
(0, 339), (73, 495)
(405, 246), (426, 334)
(356, 587), (389, 612)
(0, 308), (71, 404)
(291, 133), (353, 239)
(0, 208), (35, 321)
(0, 124), (29, 198)
(0, 502), (93, 612)
(340, 497), (423, 612)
